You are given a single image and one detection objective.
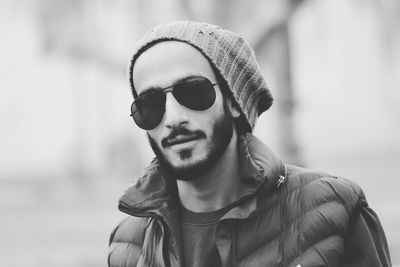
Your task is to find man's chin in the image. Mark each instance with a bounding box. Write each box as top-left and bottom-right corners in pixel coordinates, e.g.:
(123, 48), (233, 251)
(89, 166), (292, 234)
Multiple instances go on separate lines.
(161, 155), (211, 181)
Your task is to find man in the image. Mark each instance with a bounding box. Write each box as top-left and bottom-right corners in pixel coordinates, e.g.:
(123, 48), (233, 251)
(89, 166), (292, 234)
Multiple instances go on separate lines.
(108, 21), (391, 267)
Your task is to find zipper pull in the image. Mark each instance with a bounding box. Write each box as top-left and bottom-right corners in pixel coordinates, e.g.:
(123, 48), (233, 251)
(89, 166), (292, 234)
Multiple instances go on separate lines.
(276, 175), (286, 188)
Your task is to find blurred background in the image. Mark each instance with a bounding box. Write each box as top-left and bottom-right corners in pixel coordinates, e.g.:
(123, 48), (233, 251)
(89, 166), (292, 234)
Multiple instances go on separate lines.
(0, 0), (399, 266)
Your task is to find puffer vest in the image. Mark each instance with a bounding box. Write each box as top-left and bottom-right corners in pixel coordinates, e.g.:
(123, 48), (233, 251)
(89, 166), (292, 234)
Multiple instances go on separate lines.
(108, 134), (365, 267)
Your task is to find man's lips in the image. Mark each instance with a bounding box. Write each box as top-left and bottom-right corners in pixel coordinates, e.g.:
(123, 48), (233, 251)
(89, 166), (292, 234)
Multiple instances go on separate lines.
(161, 128), (206, 148)
(164, 134), (201, 147)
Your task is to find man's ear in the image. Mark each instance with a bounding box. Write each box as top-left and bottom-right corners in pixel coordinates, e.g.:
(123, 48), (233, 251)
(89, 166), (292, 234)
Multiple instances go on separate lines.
(226, 97), (241, 118)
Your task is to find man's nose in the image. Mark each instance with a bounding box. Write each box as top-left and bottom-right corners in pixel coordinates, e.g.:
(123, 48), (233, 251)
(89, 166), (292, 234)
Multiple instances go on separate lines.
(163, 92), (189, 128)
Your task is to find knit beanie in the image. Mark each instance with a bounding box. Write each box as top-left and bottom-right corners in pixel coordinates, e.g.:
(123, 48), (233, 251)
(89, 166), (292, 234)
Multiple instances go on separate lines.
(129, 21), (273, 132)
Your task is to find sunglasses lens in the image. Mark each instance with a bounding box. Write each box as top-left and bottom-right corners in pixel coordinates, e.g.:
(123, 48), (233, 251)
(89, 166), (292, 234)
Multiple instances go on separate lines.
(174, 77), (216, 111)
(131, 92), (165, 130)
(130, 77), (217, 130)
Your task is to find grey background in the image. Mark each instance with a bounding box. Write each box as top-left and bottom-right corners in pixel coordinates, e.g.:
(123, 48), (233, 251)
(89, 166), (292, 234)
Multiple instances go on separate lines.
(0, 0), (399, 266)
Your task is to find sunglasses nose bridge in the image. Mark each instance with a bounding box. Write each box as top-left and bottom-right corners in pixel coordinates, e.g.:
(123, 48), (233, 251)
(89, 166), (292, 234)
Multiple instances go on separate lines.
(163, 89), (189, 127)
(163, 88), (175, 106)
(163, 87), (174, 94)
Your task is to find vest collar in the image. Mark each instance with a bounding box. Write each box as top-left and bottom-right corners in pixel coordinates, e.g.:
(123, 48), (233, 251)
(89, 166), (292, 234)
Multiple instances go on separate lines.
(118, 133), (285, 218)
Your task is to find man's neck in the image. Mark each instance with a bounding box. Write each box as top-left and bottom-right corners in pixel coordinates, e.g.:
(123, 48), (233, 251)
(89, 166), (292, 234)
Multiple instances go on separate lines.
(176, 131), (242, 212)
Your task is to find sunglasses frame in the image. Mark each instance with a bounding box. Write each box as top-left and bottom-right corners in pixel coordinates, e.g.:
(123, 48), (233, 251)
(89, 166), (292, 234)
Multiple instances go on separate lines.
(130, 76), (218, 130)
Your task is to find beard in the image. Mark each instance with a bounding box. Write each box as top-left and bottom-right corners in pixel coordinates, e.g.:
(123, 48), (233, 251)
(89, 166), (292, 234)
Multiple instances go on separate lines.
(148, 104), (234, 181)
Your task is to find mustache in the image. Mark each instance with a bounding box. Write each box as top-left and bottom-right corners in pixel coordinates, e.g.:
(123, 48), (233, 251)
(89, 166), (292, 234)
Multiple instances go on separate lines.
(161, 126), (206, 148)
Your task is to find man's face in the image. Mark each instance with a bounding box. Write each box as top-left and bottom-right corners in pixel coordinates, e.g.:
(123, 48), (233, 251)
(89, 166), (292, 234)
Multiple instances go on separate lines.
(132, 41), (238, 180)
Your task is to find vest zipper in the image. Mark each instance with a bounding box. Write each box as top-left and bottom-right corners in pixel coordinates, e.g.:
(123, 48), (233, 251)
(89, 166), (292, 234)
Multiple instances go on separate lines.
(279, 172), (286, 267)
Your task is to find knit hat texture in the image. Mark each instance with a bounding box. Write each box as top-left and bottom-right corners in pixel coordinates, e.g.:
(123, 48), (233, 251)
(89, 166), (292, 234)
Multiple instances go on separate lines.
(129, 21), (273, 132)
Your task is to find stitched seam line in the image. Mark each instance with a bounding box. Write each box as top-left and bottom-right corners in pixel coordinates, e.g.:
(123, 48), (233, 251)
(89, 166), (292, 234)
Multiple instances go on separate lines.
(238, 199), (337, 262)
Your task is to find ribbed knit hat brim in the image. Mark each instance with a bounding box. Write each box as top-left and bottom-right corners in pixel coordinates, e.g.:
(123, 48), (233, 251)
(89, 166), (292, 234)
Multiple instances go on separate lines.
(129, 21), (273, 132)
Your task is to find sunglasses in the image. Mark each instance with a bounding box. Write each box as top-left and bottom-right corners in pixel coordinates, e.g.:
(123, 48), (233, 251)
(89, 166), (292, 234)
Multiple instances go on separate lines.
(130, 76), (217, 130)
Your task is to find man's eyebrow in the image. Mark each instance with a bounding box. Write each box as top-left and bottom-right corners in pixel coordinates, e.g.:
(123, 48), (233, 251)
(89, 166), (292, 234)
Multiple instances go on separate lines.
(137, 75), (204, 97)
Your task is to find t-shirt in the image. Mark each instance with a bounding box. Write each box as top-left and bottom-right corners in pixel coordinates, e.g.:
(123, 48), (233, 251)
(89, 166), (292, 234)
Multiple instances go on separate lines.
(180, 204), (231, 267)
